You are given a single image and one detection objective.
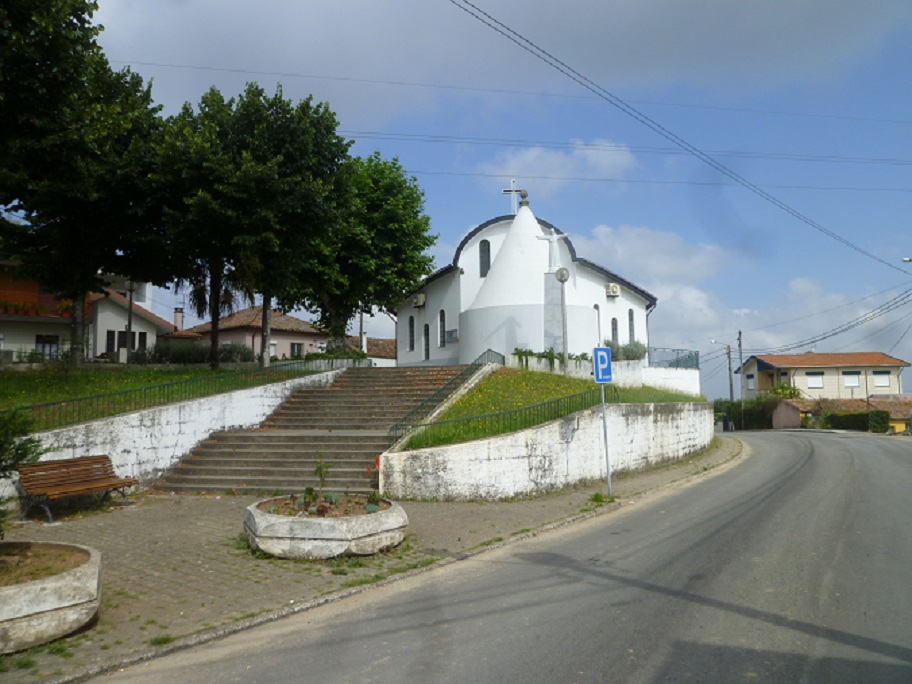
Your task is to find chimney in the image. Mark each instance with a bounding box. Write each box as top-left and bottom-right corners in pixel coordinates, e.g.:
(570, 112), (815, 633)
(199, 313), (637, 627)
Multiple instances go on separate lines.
(174, 307), (184, 331)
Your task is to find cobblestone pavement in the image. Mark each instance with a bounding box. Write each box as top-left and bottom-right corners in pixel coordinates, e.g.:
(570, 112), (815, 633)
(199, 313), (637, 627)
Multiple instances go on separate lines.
(2, 436), (742, 683)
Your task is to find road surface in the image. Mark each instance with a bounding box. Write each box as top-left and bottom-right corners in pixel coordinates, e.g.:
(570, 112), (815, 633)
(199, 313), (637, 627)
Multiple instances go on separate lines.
(97, 431), (912, 683)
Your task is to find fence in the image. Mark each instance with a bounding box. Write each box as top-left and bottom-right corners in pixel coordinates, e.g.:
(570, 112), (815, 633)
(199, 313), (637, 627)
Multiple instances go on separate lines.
(396, 384), (620, 449)
(1, 358), (366, 433)
(388, 349), (505, 439)
(648, 347), (699, 370)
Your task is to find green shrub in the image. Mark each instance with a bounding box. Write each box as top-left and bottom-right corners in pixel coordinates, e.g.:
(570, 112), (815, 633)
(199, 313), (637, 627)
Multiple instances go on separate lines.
(714, 396), (780, 430)
(0, 411), (47, 538)
(868, 410), (890, 434)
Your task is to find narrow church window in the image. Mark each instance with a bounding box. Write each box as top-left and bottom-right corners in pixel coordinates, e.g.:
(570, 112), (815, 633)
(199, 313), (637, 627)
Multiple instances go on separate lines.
(439, 310), (446, 347)
(628, 309), (635, 342)
(423, 324), (430, 360)
(611, 318), (618, 343)
(408, 316), (415, 351)
(479, 240), (491, 277)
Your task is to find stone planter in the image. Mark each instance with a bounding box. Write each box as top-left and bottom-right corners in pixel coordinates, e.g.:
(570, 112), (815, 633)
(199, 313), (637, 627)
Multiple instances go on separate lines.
(244, 499), (408, 560)
(0, 542), (102, 654)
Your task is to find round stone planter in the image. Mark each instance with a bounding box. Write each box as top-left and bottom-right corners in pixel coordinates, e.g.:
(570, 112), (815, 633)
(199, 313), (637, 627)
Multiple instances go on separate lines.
(244, 498), (408, 560)
(0, 542), (102, 655)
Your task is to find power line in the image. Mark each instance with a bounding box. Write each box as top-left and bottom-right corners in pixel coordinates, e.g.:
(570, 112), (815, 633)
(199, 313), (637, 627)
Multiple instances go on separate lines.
(447, 0), (910, 276)
(109, 60), (912, 127)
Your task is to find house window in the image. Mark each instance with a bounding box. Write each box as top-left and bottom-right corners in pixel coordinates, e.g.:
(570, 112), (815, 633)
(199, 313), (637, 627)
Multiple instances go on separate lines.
(611, 318), (618, 343)
(628, 309), (635, 342)
(423, 324), (430, 360)
(842, 370), (860, 388)
(35, 335), (59, 360)
(479, 240), (491, 277)
(116, 330), (136, 350)
(806, 371), (824, 389)
(105, 330), (116, 355)
(408, 316), (415, 352)
(438, 310), (446, 348)
(873, 370), (890, 388)
(138, 332), (147, 351)
(746, 373), (756, 390)
(291, 343), (304, 358)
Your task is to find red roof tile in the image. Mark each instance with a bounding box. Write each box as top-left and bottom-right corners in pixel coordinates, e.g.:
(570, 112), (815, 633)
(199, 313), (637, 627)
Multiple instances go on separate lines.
(755, 352), (908, 369)
(186, 305), (324, 335)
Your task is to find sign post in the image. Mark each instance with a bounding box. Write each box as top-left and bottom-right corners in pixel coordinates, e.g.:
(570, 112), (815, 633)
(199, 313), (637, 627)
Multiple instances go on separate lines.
(593, 347), (613, 497)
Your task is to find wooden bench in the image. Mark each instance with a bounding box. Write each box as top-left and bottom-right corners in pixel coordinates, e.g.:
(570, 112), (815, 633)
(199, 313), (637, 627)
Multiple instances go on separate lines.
(17, 455), (139, 523)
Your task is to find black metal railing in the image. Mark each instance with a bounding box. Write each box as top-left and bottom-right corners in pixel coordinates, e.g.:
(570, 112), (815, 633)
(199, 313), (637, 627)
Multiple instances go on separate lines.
(388, 349), (505, 439)
(3, 358), (367, 433)
(648, 347), (700, 370)
(399, 384), (620, 449)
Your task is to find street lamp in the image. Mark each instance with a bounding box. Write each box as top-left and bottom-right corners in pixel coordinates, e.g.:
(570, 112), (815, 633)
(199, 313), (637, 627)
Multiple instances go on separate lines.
(711, 339), (735, 402)
(593, 303), (601, 348)
(556, 267), (570, 376)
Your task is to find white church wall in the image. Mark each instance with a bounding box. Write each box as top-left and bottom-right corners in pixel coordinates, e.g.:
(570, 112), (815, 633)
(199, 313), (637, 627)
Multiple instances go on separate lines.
(381, 401), (714, 500)
(456, 219), (511, 308)
(398, 274), (462, 366)
(459, 304), (544, 364)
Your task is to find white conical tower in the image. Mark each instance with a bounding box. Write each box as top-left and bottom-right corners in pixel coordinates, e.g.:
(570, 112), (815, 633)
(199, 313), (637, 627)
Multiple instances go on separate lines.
(459, 192), (551, 361)
(468, 192), (549, 310)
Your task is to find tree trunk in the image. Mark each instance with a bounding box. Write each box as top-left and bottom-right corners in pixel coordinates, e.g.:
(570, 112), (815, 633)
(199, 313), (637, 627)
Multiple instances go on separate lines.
(209, 267), (222, 369)
(68, 292), (87, 367)
(260, 292), (271, 368)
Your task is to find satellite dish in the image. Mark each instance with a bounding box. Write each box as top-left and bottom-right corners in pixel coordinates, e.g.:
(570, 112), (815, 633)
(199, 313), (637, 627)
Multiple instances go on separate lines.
(555, 267), (570, 283)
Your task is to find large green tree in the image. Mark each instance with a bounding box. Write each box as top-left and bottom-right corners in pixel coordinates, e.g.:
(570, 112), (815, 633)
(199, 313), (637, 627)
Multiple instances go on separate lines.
(300, 152), (436, 348)
(158, 84), (350, 368)
(1, 59), (165, 363)
(0, 0), (104, 207)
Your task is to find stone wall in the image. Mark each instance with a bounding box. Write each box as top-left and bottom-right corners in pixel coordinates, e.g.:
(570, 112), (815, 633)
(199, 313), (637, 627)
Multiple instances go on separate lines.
(0, 370), (343, 499)
(381, 401), (713, 500)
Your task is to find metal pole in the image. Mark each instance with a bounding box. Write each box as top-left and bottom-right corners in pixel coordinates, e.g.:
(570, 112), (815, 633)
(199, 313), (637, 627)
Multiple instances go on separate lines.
(601, 384), (612, 497)
(726, 344), (734, 402)
(561, 278), (569, 376)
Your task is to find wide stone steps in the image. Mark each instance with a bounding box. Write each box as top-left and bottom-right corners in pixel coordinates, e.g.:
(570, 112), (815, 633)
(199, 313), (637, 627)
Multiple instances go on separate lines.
(154, 365), (467, 495)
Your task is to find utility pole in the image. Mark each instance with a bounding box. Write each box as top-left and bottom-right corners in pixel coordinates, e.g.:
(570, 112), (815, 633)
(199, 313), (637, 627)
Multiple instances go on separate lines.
(738, 330), (744, 427)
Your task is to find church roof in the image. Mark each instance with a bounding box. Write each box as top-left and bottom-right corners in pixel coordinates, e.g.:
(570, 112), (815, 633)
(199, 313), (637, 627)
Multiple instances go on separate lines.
(423, 212), (657, 309)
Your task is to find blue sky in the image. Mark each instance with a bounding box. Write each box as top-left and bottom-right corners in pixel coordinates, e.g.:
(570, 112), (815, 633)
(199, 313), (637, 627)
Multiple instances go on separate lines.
(94, 1), (912, 399)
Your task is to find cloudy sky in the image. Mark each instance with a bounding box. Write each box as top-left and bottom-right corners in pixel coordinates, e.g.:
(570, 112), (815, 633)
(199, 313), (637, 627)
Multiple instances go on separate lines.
(94, 0), (912, 399)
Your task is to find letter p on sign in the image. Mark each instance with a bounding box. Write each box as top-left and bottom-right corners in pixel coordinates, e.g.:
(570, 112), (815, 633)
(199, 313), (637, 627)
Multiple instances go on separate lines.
(594, 347), (612, 383)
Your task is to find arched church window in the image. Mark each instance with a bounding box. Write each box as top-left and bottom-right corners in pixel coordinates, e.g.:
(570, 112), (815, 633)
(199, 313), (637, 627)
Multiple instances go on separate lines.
(439, 310), (446, 347)
(479, 240), (491, 277)
(611, 318), (618, 343)
(408, 316), (415, 351)
(423, 324), (430, 360)
(628, 309), (635, 342)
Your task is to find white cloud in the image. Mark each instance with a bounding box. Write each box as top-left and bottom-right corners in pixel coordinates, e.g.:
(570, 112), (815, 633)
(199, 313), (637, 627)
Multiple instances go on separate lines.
(475, 140), (636, 198)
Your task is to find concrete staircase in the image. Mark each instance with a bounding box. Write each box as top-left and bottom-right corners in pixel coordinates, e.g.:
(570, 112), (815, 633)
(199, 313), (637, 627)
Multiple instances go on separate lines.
(153, 365), (465, 495)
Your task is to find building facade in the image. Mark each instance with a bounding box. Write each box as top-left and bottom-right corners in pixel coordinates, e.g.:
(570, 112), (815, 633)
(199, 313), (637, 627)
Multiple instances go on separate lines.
(396, 194), (657, 366)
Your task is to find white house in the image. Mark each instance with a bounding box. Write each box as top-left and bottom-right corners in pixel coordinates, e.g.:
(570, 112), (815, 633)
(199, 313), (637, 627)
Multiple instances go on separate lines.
(396, 192), (657, 366)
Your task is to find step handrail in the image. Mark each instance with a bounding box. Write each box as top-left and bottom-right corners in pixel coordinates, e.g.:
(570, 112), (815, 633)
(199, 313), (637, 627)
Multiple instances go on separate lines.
(387, 349), (504, 439)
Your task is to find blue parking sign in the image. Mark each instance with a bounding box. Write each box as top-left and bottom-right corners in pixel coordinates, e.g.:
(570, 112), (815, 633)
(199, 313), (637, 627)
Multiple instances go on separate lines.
(594, 347), (612, 383)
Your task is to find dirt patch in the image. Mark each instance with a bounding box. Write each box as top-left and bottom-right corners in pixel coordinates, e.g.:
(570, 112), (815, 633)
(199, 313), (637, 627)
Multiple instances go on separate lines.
(256, 493), (391, 518)
(0, 541), (89, 587)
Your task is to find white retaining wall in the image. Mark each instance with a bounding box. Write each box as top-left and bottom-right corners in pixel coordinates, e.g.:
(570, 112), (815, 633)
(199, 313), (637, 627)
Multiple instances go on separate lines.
(505, 355), (701, 395)
(381, 401), (714, 500)
(0, 370), (344, 499)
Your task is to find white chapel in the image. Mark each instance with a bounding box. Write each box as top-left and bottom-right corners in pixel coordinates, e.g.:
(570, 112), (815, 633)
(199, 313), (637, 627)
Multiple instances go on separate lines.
(396, 191), (657, 366)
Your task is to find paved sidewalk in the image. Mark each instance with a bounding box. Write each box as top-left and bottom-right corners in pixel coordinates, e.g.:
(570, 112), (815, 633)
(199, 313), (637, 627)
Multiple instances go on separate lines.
(2, 436), (743, 683)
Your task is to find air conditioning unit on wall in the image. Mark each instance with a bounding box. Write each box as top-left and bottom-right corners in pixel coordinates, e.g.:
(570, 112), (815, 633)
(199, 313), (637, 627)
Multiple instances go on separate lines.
(413, 293), (426, 307)
(606, 283), (621, 297)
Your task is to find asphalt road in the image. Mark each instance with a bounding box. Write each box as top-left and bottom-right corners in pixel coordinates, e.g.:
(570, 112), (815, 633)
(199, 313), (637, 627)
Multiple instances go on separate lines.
(96, 431), (912, 683)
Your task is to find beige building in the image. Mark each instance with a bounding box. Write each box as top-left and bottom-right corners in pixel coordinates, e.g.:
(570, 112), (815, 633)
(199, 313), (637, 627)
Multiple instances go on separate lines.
(736, 352), (908, 401)
(186, 305), (327, 359)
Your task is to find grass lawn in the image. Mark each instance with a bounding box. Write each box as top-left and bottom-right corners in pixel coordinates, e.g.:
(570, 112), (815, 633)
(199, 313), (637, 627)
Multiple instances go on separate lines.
(0, 366), (234, 412)
(402, 368), (704, 449)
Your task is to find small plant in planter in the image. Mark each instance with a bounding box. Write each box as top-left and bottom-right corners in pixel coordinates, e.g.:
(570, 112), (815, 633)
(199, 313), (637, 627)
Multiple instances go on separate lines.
(0, 411), (46, 539)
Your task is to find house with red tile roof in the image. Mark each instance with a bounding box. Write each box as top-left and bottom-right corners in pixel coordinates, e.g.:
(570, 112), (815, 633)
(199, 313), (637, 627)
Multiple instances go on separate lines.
(1, 261), (172, 361)
(186, 305), (328, 360)
(736, 352), (908, 401)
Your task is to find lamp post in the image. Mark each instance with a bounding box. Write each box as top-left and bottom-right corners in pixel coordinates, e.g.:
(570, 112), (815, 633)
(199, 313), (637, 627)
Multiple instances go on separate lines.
(593, 303), (601, 348)
(556, 267), (570, 376)
(711, 339), (735, 402)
